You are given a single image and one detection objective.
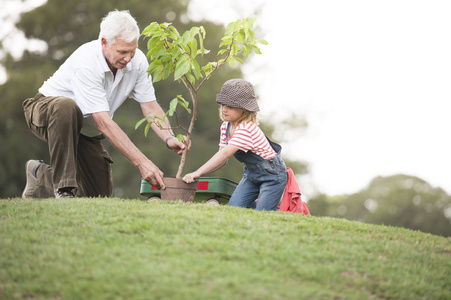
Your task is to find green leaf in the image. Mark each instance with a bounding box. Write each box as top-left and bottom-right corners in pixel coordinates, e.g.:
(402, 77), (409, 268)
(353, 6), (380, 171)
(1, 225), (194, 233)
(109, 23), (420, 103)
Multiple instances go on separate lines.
(186, 72), (195, 85)
(181, 31), (191, 46)
(170, 47), (183, 61)
(242, 46), (249, 58)
(144, 121), (152, 137)
(135, 117), (148, 130)
(189, 38), (198, 58)
(198, 48), (210, 55)
(170, 26), (180, 38)
(189, 26), (200, 39)
(224, 22), (234, 35)
(252, 45), (262, 55)
(229, 57), (238, 67)
(174, 56), (191, 81)
(147, 60), (161, 75)
(219, 36), (233, 48)
(152, 67), (166, 83)
(231, 43), (239, 56)
(142, 22), (158, 36)
(156, 120), (163, 130)
(178, 100), (191, 114)
(192, 59), (201, 80)
(168, 26), (180, 40)
(198, 26), (206, 53)
(237, 30), (246, 43)
(234, 57), (244, 64)
(217, 49), (228, 56)
(233, 19), (243, 32)
(169, 97), (179, 116)
(176, 133), (185, 142)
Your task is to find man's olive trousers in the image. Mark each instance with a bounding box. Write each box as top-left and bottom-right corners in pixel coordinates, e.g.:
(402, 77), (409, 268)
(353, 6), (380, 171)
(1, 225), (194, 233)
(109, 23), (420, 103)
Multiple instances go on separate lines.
(23, 93), (113, 197)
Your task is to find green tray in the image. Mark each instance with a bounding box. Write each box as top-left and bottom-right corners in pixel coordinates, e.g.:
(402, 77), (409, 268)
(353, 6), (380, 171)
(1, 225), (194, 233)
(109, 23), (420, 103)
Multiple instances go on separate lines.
(140, 177), (238, 205)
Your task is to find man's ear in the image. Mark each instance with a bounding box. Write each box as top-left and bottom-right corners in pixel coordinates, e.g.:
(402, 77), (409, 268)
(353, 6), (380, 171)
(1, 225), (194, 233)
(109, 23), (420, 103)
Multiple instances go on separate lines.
(101, 38), (109, 48)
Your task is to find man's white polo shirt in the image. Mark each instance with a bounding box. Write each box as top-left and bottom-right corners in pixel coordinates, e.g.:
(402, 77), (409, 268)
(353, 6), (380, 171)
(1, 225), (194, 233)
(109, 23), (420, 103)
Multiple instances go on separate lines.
(39, 39), (156, 137)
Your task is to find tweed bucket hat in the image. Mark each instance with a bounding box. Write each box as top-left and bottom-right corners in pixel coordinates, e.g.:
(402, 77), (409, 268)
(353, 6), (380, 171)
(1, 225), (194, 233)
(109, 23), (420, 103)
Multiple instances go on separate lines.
(216, 79), (260, 112)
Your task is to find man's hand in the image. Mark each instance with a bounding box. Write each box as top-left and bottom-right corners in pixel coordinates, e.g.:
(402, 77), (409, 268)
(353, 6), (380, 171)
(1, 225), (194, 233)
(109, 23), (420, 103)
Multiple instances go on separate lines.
(138, 160), (165, 189)
(91, 111), (166, 189)
(167, 136), (192, 155)
(140, 102), (192, 156)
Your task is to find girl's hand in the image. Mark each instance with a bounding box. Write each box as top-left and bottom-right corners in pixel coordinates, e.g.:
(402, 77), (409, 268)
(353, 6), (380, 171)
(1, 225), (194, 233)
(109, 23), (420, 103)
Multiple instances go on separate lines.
(183, 172), (199, 183)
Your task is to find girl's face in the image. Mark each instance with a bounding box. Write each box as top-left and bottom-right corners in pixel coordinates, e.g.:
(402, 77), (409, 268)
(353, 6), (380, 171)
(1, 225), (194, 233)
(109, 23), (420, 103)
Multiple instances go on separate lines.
(220, 105), (244, 123)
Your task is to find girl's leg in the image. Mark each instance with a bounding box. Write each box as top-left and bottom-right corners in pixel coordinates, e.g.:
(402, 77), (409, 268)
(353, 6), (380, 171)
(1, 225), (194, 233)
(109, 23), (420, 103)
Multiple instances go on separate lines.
(255, 156), (288, 211)
(228, 175), (259, 208)
(255, 175), (287, 211)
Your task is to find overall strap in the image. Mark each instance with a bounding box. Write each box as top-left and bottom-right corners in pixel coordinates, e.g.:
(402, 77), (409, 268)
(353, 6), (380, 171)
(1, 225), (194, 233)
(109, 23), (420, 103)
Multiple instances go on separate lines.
(225, 122), (231, 144)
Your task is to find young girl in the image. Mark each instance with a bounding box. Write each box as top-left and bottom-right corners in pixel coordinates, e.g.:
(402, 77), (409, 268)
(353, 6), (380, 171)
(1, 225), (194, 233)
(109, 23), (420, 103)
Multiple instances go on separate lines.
(183, 79), (288, 211)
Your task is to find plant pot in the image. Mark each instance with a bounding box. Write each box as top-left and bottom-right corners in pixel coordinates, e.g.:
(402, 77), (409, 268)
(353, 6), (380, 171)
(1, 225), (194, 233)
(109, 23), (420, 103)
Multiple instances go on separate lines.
(160, 177), (197, 202)
(140, 177), (238, 204)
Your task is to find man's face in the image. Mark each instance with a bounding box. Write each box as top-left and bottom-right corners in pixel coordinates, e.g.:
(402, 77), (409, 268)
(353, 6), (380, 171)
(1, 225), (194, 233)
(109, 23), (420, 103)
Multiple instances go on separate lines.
(101, 37), (138, 71)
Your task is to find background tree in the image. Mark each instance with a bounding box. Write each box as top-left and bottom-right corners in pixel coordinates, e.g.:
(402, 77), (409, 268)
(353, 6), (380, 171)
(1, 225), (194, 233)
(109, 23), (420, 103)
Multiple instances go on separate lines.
(308, 174), (451, 237)
(0, 0), (308, 198)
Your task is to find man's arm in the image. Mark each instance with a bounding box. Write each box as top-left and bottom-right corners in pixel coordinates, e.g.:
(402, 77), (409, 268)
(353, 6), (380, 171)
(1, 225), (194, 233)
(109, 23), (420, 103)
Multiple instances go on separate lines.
(91, 111), (165, 189)
(140, 101), (189, 155)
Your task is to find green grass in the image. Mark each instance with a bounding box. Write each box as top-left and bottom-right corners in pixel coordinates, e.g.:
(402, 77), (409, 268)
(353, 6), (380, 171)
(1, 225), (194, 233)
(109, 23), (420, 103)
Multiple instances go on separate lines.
(1, 198), (450, 300)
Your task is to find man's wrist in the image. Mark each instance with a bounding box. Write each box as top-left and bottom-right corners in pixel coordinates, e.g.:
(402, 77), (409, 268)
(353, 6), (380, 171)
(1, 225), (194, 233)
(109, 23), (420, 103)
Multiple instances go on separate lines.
(165, 135), (177, 149)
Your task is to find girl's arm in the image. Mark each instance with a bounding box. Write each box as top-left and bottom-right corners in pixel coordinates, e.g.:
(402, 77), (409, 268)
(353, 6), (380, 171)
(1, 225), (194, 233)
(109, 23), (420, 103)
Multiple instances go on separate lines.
(183, 145), (238, 183)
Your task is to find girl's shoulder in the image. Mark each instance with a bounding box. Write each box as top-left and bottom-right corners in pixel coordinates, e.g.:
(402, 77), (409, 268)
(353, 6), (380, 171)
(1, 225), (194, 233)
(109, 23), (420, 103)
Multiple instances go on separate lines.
(237, 121), (254, 129)
(237, 121), (261, 133)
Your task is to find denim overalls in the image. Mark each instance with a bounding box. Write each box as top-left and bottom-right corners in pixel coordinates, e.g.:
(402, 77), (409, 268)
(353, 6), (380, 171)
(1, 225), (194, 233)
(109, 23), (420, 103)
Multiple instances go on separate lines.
(226, 123), (288, 210)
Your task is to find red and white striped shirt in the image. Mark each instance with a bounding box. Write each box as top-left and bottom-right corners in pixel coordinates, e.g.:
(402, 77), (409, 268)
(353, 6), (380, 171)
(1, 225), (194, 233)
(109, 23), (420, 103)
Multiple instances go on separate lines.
(219, 121), (277, 160)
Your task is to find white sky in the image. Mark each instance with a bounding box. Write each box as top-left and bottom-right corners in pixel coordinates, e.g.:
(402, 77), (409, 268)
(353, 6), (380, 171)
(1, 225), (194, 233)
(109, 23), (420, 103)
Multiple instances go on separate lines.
(0, 0), (47, 83)
(189, 0), (451, 197)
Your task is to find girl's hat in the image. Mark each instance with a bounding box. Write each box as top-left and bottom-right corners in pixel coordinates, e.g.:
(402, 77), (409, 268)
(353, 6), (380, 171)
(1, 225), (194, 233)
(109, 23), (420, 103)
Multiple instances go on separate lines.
(216, 79), (260, 112)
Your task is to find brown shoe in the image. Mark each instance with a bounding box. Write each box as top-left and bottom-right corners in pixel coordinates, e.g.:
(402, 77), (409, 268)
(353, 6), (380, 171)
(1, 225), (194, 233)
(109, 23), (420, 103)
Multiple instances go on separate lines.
(22, 160), (43, 198)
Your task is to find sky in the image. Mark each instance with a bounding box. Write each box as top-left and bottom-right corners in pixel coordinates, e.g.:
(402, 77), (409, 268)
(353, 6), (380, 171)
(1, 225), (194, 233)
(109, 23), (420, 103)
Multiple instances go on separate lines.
(0, 0), (47, 83)
(188, 0), (451, 198)
(2, 0), (450, 198)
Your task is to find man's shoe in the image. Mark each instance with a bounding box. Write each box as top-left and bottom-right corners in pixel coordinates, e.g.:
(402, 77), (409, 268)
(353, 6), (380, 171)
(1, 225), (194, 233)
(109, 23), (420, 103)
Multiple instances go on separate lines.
(22, 160), (43, 198)
(55, 187), (75, 198)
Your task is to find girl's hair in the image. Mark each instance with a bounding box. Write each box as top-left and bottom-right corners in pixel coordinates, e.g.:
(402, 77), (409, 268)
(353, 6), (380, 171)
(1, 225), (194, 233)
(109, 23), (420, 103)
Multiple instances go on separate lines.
(219, 105), (259, 125)
(99, 10), (140, 45)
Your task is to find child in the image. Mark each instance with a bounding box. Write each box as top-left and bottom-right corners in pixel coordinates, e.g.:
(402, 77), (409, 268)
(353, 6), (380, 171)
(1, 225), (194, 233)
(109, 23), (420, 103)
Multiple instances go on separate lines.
(183, 79), (288, 210)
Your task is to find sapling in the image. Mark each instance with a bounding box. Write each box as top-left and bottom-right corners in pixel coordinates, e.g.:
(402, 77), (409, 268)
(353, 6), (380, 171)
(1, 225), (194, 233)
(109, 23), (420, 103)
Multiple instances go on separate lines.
(136, 17), (267, 178)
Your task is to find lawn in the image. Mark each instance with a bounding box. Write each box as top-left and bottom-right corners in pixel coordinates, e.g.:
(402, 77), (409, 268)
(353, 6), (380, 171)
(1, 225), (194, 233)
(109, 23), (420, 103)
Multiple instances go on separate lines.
(1, 198), (450, 299)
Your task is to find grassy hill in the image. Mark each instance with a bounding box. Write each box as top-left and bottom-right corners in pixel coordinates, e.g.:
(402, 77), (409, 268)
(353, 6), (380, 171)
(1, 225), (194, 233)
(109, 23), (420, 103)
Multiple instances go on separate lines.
(1, 198), (450, 299)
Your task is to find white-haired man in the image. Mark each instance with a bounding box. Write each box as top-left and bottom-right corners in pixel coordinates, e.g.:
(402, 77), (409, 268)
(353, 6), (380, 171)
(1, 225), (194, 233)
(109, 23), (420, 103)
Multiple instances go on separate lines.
(22, 10), (186, 198)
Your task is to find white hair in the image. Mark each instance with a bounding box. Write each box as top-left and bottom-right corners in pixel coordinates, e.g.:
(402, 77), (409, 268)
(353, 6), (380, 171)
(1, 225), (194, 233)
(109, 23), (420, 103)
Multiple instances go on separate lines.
(99, 10), (140, 45)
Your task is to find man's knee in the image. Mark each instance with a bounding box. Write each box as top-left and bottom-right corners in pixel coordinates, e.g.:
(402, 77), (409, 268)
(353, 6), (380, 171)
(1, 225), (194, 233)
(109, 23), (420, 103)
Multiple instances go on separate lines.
(47, 97), (84, 134)
(51, 97), (83, 121)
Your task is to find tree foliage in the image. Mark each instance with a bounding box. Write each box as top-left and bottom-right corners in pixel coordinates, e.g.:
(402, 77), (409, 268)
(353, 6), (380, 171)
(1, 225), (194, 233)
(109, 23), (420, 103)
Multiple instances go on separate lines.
(308, 174), (451, 237)
(0, 0), (307, 198)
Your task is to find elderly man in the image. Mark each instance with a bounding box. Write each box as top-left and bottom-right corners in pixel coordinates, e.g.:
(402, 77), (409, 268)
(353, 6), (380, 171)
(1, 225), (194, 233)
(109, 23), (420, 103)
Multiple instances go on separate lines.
(22, 10), (186, 198)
